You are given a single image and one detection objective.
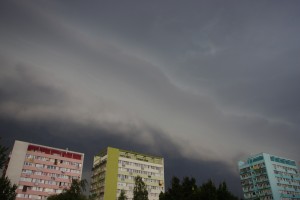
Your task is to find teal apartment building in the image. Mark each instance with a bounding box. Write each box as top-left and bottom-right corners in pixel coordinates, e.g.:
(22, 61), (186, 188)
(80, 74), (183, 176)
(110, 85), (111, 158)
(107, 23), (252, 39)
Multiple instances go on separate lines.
(238, 153), (300, 200)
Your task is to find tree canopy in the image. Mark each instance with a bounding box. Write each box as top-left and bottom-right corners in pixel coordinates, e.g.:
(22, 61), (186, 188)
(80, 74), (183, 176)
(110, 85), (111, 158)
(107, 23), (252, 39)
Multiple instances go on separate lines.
(159, 177), (239, 200)
(133, 176), (148, 200)
(0, 176), (17, 200)
(48, 179), (89, 200)
(0, 140), (8, 169)
(0, 138), (17, 200)
(118, 189), (128, 200)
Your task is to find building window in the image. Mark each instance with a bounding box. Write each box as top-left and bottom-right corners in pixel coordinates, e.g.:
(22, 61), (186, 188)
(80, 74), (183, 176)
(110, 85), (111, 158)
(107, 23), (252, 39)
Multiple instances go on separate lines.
(22, 185), (30, 192)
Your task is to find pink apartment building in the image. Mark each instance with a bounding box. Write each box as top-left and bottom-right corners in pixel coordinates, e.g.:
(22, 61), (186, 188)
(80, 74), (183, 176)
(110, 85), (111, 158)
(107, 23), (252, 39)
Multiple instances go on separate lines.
(4, 140), (84, 200)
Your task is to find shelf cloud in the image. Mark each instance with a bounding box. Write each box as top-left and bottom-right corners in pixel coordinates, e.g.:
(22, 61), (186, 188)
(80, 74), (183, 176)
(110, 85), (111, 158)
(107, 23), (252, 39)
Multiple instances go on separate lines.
(1, 0), (300, 196)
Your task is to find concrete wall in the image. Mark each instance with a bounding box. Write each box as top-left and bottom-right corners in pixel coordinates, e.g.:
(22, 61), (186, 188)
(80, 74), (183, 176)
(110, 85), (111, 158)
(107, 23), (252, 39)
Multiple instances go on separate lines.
(5, 140), (28, 185)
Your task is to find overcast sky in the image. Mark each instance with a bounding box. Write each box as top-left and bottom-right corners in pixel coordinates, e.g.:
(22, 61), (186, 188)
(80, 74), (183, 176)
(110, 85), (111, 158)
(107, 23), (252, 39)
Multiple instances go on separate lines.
(1, 0), (300, 196)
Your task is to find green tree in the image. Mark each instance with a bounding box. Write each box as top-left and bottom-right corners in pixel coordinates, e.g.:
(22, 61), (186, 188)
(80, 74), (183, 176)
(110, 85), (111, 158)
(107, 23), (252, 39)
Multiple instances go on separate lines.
(68, 179), (87, 195)
(198, 179), (217, 200)
(0, 176), (17, 200)
(0, 139), (17, 200)
(118, 189), (128, 200)
(133, 176), (148, 200)
(168, 176), (183, 200)
(160, 176), (198, 200)
(159, 177), (239, 200)
(0, 141), (8, 168)
(159, 191), (166, 200)
(217, 182), (238, 200)
(182, 177), (198, 200)
(48, 179), (88, 200)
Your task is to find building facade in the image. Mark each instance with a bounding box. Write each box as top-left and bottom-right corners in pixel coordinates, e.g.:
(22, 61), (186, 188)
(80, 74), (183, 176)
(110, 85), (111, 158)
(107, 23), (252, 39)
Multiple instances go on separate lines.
(4, 140), (84, 200)
(90, 147), (164, 200)
(238, 153), (300, 200)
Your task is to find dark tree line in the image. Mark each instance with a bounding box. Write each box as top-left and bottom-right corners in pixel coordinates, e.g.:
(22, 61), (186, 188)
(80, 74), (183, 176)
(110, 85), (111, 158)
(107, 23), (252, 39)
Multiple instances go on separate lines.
(159, 177), (239, 200)
(0, 138), (17, 200)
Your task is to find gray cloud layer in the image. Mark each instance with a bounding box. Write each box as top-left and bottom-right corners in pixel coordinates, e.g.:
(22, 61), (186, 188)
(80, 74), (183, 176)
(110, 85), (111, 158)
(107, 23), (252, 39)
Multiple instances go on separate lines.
(0, 61), (241, 194)
(1, 0), (300, 196)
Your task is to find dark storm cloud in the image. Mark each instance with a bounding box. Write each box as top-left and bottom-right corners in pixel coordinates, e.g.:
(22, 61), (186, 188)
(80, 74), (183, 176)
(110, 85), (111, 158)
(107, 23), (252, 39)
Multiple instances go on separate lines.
(0, 63), (64, 106)
(0, 116), (242, 196)
(0, 59), (242, 195)
(67, 0), (300, 126)
(0, 63), (241, 194)
(0, 59), (215, 158)
(1, 0), (300, 197)
(154, 0), (300, 123)
(0, 60), (162, 146)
